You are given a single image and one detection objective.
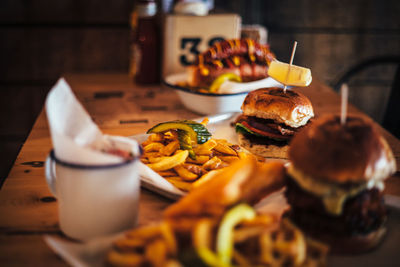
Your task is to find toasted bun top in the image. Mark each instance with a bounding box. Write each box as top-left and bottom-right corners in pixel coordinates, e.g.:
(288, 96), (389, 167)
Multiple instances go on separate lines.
(241, 87), (314, 128)
(289, 114), (396, 184)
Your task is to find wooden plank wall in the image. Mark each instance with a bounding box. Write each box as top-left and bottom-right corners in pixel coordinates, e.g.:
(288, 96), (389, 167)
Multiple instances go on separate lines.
(0, 0), (399, 181)
(0, 0), (133, 182)
(216, 0), (400, 122)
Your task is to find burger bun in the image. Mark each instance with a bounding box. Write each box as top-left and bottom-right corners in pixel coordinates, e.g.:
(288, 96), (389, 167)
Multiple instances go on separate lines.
(289, 114), (396, 184)
(238, 133), (289, 159)
(241, 87), (314, 128)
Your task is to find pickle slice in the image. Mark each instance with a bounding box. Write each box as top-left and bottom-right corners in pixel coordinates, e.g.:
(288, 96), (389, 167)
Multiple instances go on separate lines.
(147, 120), (211, 144)
(178, 130), (196, 160)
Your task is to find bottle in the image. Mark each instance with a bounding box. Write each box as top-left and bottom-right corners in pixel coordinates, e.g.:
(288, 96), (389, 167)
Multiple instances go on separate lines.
(130, 0), (160, 84)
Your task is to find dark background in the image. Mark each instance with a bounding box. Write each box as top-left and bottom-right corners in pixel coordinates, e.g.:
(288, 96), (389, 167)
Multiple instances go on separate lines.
(1, 0), (399, 182)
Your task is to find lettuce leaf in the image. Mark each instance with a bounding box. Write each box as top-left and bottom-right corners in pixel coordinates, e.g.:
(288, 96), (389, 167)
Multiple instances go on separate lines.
(235, 123), (264, 137)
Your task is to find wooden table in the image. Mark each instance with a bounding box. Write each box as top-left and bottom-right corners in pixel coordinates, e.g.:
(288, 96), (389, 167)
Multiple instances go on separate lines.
(1, 73), (399, 265)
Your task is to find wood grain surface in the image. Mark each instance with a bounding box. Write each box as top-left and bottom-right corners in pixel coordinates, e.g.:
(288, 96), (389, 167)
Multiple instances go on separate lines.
(2, 0), (399, 183)
(0, 73), (399, 266)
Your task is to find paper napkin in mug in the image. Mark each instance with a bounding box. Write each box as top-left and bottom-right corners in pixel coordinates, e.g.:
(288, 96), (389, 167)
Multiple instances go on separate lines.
(45, 78), (140, 164)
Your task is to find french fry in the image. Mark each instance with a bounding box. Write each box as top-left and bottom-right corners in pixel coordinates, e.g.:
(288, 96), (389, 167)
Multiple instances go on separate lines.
(238, 151), (257, 161)
(160, 222), (177, 255)
(144, 142), (165, 152)
(107, 250), (144, 266)
(241, 214), (276, 227)
(214, 142), (238, 156)
(145, 239), (168, 267)
(193, 139), (217, 155)
(174, 164), (198, 181)
(219, 156), (240, 163)
(125, 224), (162, 240)
(156, 170), (177, 177)
(148, 156), (164, 163)
(160, 140), (180, 156)
(146, 150), (189, 171)
(143, 151), (162, 158)
(186, 155), (210, 164)
(140, 126), (255, 192)
(142, 133), (164, 146)
(173, 149), (184, 155)
(280, 220), (306, 265)
(164, 130), (178, 140)
(166, 217), (199, 233)
(234, 226), (269, 243)
(114, 236), (148, 251)
(192, 169), (223, 188)
(182, 163), (203, 176)
(164, 260), (183, 267)
(141, 158), (150, 164)
(200, 117), (209, 126)
(166, 177), (192, 191)
(202, 156), (222, 170)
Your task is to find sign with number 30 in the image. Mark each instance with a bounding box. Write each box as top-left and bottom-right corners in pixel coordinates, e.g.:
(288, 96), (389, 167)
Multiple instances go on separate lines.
(162, 14), (241, 77)
(179, 37), (225, 66)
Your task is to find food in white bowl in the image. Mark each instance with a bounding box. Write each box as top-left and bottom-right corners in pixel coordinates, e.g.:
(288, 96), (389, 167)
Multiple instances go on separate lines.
(163, 38), (288, 115)
(164, 73), (282, 115)
(187, 38), (276, 89)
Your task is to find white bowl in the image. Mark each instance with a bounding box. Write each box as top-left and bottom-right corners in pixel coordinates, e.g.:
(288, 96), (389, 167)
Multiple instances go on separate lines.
(163, 73), (250, 115)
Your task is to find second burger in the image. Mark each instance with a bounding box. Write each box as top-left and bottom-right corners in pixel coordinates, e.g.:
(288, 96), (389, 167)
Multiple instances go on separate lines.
(235, 87), (314, 159)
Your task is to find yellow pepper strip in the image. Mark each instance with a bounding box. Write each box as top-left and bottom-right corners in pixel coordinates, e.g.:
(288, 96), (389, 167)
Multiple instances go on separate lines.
(194, 218), (228, 267)
(216, 204), (256, 266)
(209, 73), (242, 93)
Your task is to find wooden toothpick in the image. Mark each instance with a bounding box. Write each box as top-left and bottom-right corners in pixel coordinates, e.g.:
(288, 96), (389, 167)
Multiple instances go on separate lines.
(340, 83), (349, 125)
(284, 41), (298, 93)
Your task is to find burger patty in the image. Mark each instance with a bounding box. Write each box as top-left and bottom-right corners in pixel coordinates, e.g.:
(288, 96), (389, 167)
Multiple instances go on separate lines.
(285, 176), (387, 236)
(243, 133), (289, 147)
(237, 115), (300, 136)
(246, 116), (298, 136)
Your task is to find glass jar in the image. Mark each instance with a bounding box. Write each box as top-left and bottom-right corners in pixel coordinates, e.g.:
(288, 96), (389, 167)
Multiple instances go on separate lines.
(129, 0), (160, 84)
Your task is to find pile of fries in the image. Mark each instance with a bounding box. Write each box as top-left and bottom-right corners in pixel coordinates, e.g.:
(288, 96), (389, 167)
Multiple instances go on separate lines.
(141, 128), (254, 191)
(107, 158), (328, 267)
(107, 208), (327, 267)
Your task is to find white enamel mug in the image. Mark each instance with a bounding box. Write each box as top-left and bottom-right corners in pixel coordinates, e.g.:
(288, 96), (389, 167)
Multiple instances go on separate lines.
(45, 150), (140, 241)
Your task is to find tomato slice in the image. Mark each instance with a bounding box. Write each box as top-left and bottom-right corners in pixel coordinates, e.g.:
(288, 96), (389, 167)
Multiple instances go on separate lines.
(240, 121), (290, 140)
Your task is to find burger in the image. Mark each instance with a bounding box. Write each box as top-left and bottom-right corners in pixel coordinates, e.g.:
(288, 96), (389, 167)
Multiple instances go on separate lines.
(285, 114), (396, 254)
(235, 87), (314, 158)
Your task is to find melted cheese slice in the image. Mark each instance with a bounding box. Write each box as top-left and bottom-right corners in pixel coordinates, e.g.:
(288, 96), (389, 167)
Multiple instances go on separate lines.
(287, 165), (384, 215)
